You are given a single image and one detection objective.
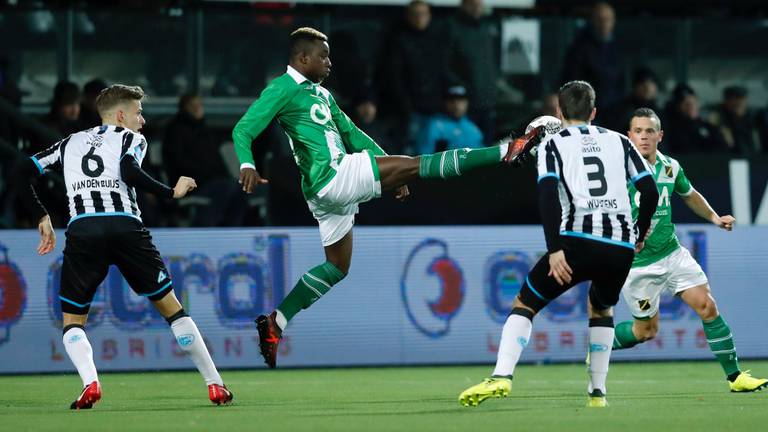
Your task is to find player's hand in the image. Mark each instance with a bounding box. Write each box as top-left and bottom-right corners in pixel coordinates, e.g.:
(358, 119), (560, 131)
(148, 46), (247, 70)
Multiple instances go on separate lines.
(547, 250), (572, 286)
(635, 228), (651, 253)
(395, 185), (410, 201)
(37, 215), (56, 255)
(715, 215), (735, 231)
(173, 176), (198, 199)
(239, 167), (268, 194)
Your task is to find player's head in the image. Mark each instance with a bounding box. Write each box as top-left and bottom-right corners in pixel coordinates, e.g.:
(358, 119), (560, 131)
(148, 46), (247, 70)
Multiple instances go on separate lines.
(557, 80), (596, 124)
(95, 84), (145, 133)
(289, 27), (331, 83)
(628, 107), (663, 159)
(406, 1), (431, 31)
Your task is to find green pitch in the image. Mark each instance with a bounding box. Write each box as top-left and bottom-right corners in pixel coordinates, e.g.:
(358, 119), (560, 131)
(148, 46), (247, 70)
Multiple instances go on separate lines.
(2, 361), (767, 432)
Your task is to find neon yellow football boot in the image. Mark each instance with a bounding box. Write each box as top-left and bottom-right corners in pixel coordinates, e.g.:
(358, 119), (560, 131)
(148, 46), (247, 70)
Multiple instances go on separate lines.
(458, 377), (512, 407)
(729, 371), (768, 392)
(586, 389), (608, 408)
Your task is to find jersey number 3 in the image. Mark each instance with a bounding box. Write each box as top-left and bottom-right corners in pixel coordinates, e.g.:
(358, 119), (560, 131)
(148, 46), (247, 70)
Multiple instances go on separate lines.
(583, 156), (607, 197)
(82, 147), (104, 178)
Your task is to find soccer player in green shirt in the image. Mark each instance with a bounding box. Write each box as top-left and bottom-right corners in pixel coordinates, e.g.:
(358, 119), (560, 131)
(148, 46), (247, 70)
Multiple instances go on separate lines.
(232, 27), (542, 368)
(612, 108), (767, 392)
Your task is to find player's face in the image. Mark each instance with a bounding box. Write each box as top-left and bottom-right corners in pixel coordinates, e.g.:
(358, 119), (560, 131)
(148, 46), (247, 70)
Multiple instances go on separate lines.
(304, 41), (332, 83)
(628, 116), (663, 159)
(119, 100), (146, 133)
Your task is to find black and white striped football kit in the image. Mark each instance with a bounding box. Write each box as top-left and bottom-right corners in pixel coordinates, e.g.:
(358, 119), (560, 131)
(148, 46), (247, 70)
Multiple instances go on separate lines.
(519, 124), (659, 311)
(30, 125), (176, 314)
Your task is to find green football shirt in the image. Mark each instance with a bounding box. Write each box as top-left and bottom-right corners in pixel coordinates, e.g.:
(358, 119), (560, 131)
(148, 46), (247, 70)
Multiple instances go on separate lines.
(232, 66), (386, 199)
(628, 151), (693, 267)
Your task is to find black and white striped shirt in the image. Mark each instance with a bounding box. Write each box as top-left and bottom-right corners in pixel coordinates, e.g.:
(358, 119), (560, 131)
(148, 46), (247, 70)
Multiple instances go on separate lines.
(536, 124), (652, 249)
(32, 125), (148, 224)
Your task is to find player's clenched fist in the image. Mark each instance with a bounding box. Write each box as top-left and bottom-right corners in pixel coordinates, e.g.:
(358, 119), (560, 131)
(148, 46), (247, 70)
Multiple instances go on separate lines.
(715, 215), (735, 231)
(173, 176), (197, 198)
(239, 167), (269, 194)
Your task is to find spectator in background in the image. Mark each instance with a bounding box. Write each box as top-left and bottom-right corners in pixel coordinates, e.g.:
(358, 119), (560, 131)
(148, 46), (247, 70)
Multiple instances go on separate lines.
(708, 86), (760, 155)
(663, 84), (727, 154)
(322, 30), (370, 105)
(606, 66), (661, 132)
(41, 81), (81, 140)
(0, 54), (22, 145)
(447, 0), (498, 143)
(78, 78), (107, 129)
(349, 88), (398, 154)
(380, 0), (450, 150)
(561, 2), (624, 114)
(758, 105), (768, 153)
(164, 94), (246, 226)
(415, 85), (483, 154)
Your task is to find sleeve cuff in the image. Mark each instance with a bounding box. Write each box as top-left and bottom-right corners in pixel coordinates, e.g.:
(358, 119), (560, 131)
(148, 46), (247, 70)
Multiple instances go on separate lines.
(30, 156), (44, 175)
(240, 162), (256, 171)
(678, 186), (694, 197)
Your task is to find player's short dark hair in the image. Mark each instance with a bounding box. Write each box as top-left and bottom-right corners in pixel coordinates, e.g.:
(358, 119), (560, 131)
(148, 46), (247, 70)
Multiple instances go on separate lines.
(289, 27), (328, 59)
(95, 84), (144, 116)
(558, 80), (595, 121)
(630, 107), (662, 131)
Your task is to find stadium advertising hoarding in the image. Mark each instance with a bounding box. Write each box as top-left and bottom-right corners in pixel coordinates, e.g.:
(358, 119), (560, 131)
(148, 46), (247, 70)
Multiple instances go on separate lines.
(1, 225), (766, 373)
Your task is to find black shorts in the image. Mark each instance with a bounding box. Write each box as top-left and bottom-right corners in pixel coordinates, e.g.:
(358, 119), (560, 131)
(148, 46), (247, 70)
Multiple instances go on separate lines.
(59, 216), (173, 314)
(519, 236), (635, 312)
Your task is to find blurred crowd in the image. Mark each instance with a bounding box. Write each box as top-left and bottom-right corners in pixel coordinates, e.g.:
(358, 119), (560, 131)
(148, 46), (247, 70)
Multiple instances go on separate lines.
(2, 0), (768, 229)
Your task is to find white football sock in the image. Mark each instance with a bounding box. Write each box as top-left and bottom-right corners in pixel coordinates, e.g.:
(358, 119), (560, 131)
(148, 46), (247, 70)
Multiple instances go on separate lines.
(171, 316), (223, 386)
(498, 143), (509, 160)
(492, 314), (532, 377)
(587, 325), (615, 394)
(63, 327), (98, 387)
(275, 309), (287, 331)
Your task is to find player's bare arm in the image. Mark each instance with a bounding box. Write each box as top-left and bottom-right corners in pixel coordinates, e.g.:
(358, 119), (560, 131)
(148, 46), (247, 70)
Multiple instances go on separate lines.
(681, 190), (734, 230)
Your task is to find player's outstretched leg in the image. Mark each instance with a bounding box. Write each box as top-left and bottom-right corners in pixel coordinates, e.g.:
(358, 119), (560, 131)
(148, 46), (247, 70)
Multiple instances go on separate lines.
(63, 322), (102, 410)
(418, 125), (545, 180)
(459, 306), (532, 407)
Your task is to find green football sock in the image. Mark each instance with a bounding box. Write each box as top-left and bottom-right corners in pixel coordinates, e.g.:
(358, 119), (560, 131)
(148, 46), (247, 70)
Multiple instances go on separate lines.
(277, 261), (346, 322)
(702, 315), (740, 378)
(418, 146), (503, 179)
(612, 320), (641, 350)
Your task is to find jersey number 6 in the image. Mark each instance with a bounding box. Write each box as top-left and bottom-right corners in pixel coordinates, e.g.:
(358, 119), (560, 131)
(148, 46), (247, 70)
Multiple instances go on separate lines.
(82, 147), (105, 178)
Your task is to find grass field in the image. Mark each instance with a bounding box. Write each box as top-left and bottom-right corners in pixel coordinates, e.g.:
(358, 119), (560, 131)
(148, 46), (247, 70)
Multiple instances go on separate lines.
(1, 361), (767, 432)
